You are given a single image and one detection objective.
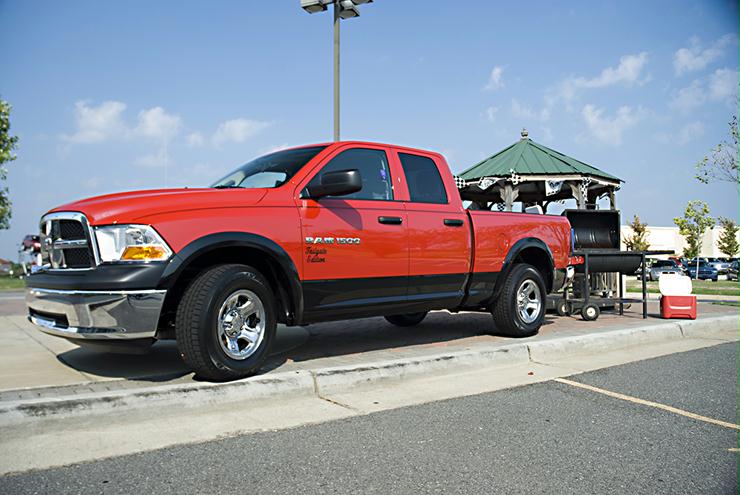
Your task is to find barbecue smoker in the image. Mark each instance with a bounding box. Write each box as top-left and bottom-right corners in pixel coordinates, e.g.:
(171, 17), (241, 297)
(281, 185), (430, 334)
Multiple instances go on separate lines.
(552, 210), (672, 320)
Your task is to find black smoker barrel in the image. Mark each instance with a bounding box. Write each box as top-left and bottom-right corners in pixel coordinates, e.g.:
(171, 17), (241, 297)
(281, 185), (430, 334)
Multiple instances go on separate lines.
(563, 210), (642, 274)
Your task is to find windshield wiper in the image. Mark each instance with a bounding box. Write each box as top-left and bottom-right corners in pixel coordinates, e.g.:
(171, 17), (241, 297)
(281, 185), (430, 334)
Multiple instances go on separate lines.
(212, 184), (242, 189)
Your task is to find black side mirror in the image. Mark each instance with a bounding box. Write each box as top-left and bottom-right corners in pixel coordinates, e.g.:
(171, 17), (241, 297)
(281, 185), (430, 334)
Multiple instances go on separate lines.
(304, 169), (362, 199)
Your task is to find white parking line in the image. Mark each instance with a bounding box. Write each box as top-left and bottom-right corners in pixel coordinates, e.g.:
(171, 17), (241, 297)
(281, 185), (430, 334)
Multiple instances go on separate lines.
(554, 377), (739, 430)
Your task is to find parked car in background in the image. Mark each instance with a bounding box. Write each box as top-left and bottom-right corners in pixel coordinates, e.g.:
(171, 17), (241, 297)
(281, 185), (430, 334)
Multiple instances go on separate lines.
(647, 260), (683, 281)
(686, 262), (719, 281)
(728, 261), (738, 281)
(707, 258), (731, 274)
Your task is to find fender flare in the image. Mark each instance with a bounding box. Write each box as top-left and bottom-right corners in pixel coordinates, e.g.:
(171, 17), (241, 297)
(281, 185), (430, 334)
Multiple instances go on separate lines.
(160, 232), (303, 324)
(493, 237), (555, 298)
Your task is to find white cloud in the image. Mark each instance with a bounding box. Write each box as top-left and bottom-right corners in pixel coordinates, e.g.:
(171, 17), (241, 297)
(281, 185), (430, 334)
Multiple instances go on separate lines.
(484, 106), (498, 123)
(656, 121), (705, 146)
(577, 52), (649, 88)
(547, 53), (649, 107)
(134, 107), (181, 141)
(674, 34), (737, 76)
(669, 80), (705, 112)
(581, 104), (640, 146)
(186, 132), (206, 147)
(510, 99), (550, 122)
(708, 68), (739, 103)
(670, 68), (739, 112)
(212, 118), (271, 146)
(62, 100), (127, 144)
(484, 66), (504, 91)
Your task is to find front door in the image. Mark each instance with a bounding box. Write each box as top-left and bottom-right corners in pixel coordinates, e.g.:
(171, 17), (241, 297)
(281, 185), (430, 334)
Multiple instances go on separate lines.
(297, 145), (409, 321)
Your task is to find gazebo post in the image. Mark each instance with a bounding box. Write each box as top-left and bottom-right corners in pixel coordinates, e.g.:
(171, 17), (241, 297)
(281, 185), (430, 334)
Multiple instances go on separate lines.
(502, 183), (519, 212)
(569, 183), (586, 209)
(608, 189), (617, 210)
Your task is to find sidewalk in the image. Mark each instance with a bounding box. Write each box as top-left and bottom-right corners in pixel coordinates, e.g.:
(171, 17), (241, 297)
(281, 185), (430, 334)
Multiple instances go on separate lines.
(0, 295), (737, 399)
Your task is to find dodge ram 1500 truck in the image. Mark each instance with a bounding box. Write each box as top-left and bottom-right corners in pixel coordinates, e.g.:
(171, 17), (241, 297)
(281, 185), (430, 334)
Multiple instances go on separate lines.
(26, 141), (575, 380)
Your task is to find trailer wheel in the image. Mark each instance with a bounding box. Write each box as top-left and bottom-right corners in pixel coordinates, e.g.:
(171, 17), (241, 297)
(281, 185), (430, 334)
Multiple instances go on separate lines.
(555, 300), (572, 317)
(385, 312), (428, 327)
(491, 263), (546, 337)
(581, 303), (600, 321)
(175, 264), (276, 381)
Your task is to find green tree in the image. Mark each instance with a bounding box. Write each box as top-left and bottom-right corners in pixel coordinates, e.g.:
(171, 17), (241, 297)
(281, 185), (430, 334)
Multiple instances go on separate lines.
(673, 201), (716, 258)
(717, 217), (739, 257)
(623, 215), (651, 251)
(695, 115), (739, 190)
(0, 98), (19, 230)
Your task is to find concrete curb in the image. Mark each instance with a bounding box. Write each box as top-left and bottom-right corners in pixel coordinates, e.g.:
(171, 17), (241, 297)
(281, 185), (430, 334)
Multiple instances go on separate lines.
(1, 314), (737, 426)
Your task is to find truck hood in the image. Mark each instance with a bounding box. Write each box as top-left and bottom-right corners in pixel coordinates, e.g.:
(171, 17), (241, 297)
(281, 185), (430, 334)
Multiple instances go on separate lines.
(50, 188), (268, 225)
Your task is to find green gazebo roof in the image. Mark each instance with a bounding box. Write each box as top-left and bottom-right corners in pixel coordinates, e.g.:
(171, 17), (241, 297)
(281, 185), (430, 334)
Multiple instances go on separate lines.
(459, 134), (622, 183)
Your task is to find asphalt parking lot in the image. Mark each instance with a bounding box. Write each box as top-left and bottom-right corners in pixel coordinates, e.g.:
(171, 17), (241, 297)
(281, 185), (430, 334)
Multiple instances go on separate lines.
(1, 342), (737, 494)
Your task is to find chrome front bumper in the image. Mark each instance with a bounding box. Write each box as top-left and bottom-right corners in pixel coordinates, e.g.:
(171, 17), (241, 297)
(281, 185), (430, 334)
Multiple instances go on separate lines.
(26, 288), (167, 340)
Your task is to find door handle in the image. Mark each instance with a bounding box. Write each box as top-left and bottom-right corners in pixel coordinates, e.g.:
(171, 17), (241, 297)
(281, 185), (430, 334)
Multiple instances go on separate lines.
(378, 216), (403, 225)
(444, 218), (464, 227)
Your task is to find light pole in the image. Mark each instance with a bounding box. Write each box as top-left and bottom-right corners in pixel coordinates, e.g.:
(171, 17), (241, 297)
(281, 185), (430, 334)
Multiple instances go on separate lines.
(301, 0), (374, 141)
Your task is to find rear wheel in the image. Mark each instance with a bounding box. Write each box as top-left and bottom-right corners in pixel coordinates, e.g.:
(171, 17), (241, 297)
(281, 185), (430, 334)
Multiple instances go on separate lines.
(385, 312), (428, 327)
(491, 263), (546, 337)
(176, 264), (277, 381)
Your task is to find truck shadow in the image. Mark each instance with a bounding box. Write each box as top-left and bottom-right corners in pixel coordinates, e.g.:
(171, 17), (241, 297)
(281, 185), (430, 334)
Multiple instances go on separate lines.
(55, 311), (555, 382)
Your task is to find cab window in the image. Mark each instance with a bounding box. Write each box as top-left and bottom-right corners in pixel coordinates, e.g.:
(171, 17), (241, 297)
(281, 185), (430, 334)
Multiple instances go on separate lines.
(398, 153), (448, 204)
(308, 148), (393, 201)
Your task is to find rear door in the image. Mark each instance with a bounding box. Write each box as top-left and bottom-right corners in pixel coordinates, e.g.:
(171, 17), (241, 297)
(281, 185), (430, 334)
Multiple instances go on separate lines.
(297, 145), (409, 321)
(393, 150), (471, 309)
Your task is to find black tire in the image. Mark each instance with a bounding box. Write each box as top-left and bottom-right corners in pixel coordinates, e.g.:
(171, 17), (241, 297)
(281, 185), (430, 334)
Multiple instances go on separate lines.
(581, 303), (600, 321)
(555, 299), (572, 317)
(175, 264), (277, 381)
(384, 312), (428, 327)
(491, 263), (547, 337)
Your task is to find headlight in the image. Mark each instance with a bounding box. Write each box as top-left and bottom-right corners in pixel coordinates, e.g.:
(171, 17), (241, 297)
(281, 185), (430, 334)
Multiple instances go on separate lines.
(94, 225), (173, 262)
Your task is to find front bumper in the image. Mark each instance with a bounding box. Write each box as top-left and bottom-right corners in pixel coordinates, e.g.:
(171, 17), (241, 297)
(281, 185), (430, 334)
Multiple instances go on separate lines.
(26, 288), (167, 340)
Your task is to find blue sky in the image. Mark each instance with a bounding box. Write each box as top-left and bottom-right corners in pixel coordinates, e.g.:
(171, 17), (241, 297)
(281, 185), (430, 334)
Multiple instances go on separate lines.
(0, 0), (738, 259)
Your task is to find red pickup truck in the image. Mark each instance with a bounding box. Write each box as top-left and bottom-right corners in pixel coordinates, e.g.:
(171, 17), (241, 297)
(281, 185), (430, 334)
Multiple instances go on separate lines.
(26, 141), (574, 380)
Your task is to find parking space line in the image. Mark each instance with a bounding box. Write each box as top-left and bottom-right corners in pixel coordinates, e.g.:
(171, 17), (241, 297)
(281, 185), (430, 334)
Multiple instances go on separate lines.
(553, 378), (740, 431)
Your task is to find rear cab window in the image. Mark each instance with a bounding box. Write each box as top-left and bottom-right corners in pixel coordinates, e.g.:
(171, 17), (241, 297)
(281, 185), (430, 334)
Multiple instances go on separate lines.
(397, 152), (447, 204)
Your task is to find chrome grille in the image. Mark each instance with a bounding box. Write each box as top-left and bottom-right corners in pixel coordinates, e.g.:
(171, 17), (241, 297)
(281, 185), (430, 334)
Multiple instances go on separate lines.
(40, 213), (96, 270)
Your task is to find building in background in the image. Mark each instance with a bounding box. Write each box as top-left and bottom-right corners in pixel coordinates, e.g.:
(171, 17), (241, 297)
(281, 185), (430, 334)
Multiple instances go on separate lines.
(620, 225), (740, 258)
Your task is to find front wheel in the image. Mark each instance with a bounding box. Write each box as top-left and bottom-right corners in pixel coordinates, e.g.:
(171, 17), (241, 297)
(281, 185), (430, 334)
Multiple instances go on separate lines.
(176, 264), (277, 381)
(385, 312), (428, 327)
(491, 263), (546, 337)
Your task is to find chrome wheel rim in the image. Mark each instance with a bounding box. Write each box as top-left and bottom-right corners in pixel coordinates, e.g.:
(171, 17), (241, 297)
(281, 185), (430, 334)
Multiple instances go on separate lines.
(217, 289), (266, 360)
(516, 279), (542, 324)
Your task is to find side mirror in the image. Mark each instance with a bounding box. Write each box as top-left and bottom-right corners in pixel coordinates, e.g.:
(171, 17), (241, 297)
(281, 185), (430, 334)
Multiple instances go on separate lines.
(304, 169), (362, 199)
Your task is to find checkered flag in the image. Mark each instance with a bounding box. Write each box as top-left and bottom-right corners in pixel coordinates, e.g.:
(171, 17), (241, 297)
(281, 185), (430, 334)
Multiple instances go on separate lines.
(478, 177), (494, 190)
(454, 176), (466, 190)
(509, 169), (522, 186)
(580, 177), (592, 201)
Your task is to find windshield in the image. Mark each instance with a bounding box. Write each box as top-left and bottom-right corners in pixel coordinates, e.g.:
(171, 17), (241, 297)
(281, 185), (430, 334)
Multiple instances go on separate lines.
(211, 146), (327, 189)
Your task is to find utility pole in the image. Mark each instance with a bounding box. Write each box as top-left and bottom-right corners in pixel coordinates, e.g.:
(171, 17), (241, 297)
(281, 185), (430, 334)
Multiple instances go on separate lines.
(300, 0), (373, 142)
(333, 1), (341, 141)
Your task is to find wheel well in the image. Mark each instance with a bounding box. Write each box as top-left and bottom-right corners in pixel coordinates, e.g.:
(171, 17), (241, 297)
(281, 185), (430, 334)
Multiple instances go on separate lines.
(514, 247), (553, 292)
(157, 247), (294, 337)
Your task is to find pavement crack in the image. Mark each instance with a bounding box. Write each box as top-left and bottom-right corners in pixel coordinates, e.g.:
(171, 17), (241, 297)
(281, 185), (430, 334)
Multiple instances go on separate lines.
(309, 371), (360, 413)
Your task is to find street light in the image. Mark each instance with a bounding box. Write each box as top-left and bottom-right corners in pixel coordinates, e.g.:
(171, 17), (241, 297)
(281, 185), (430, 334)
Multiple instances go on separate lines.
(300, 0), (374, 141)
